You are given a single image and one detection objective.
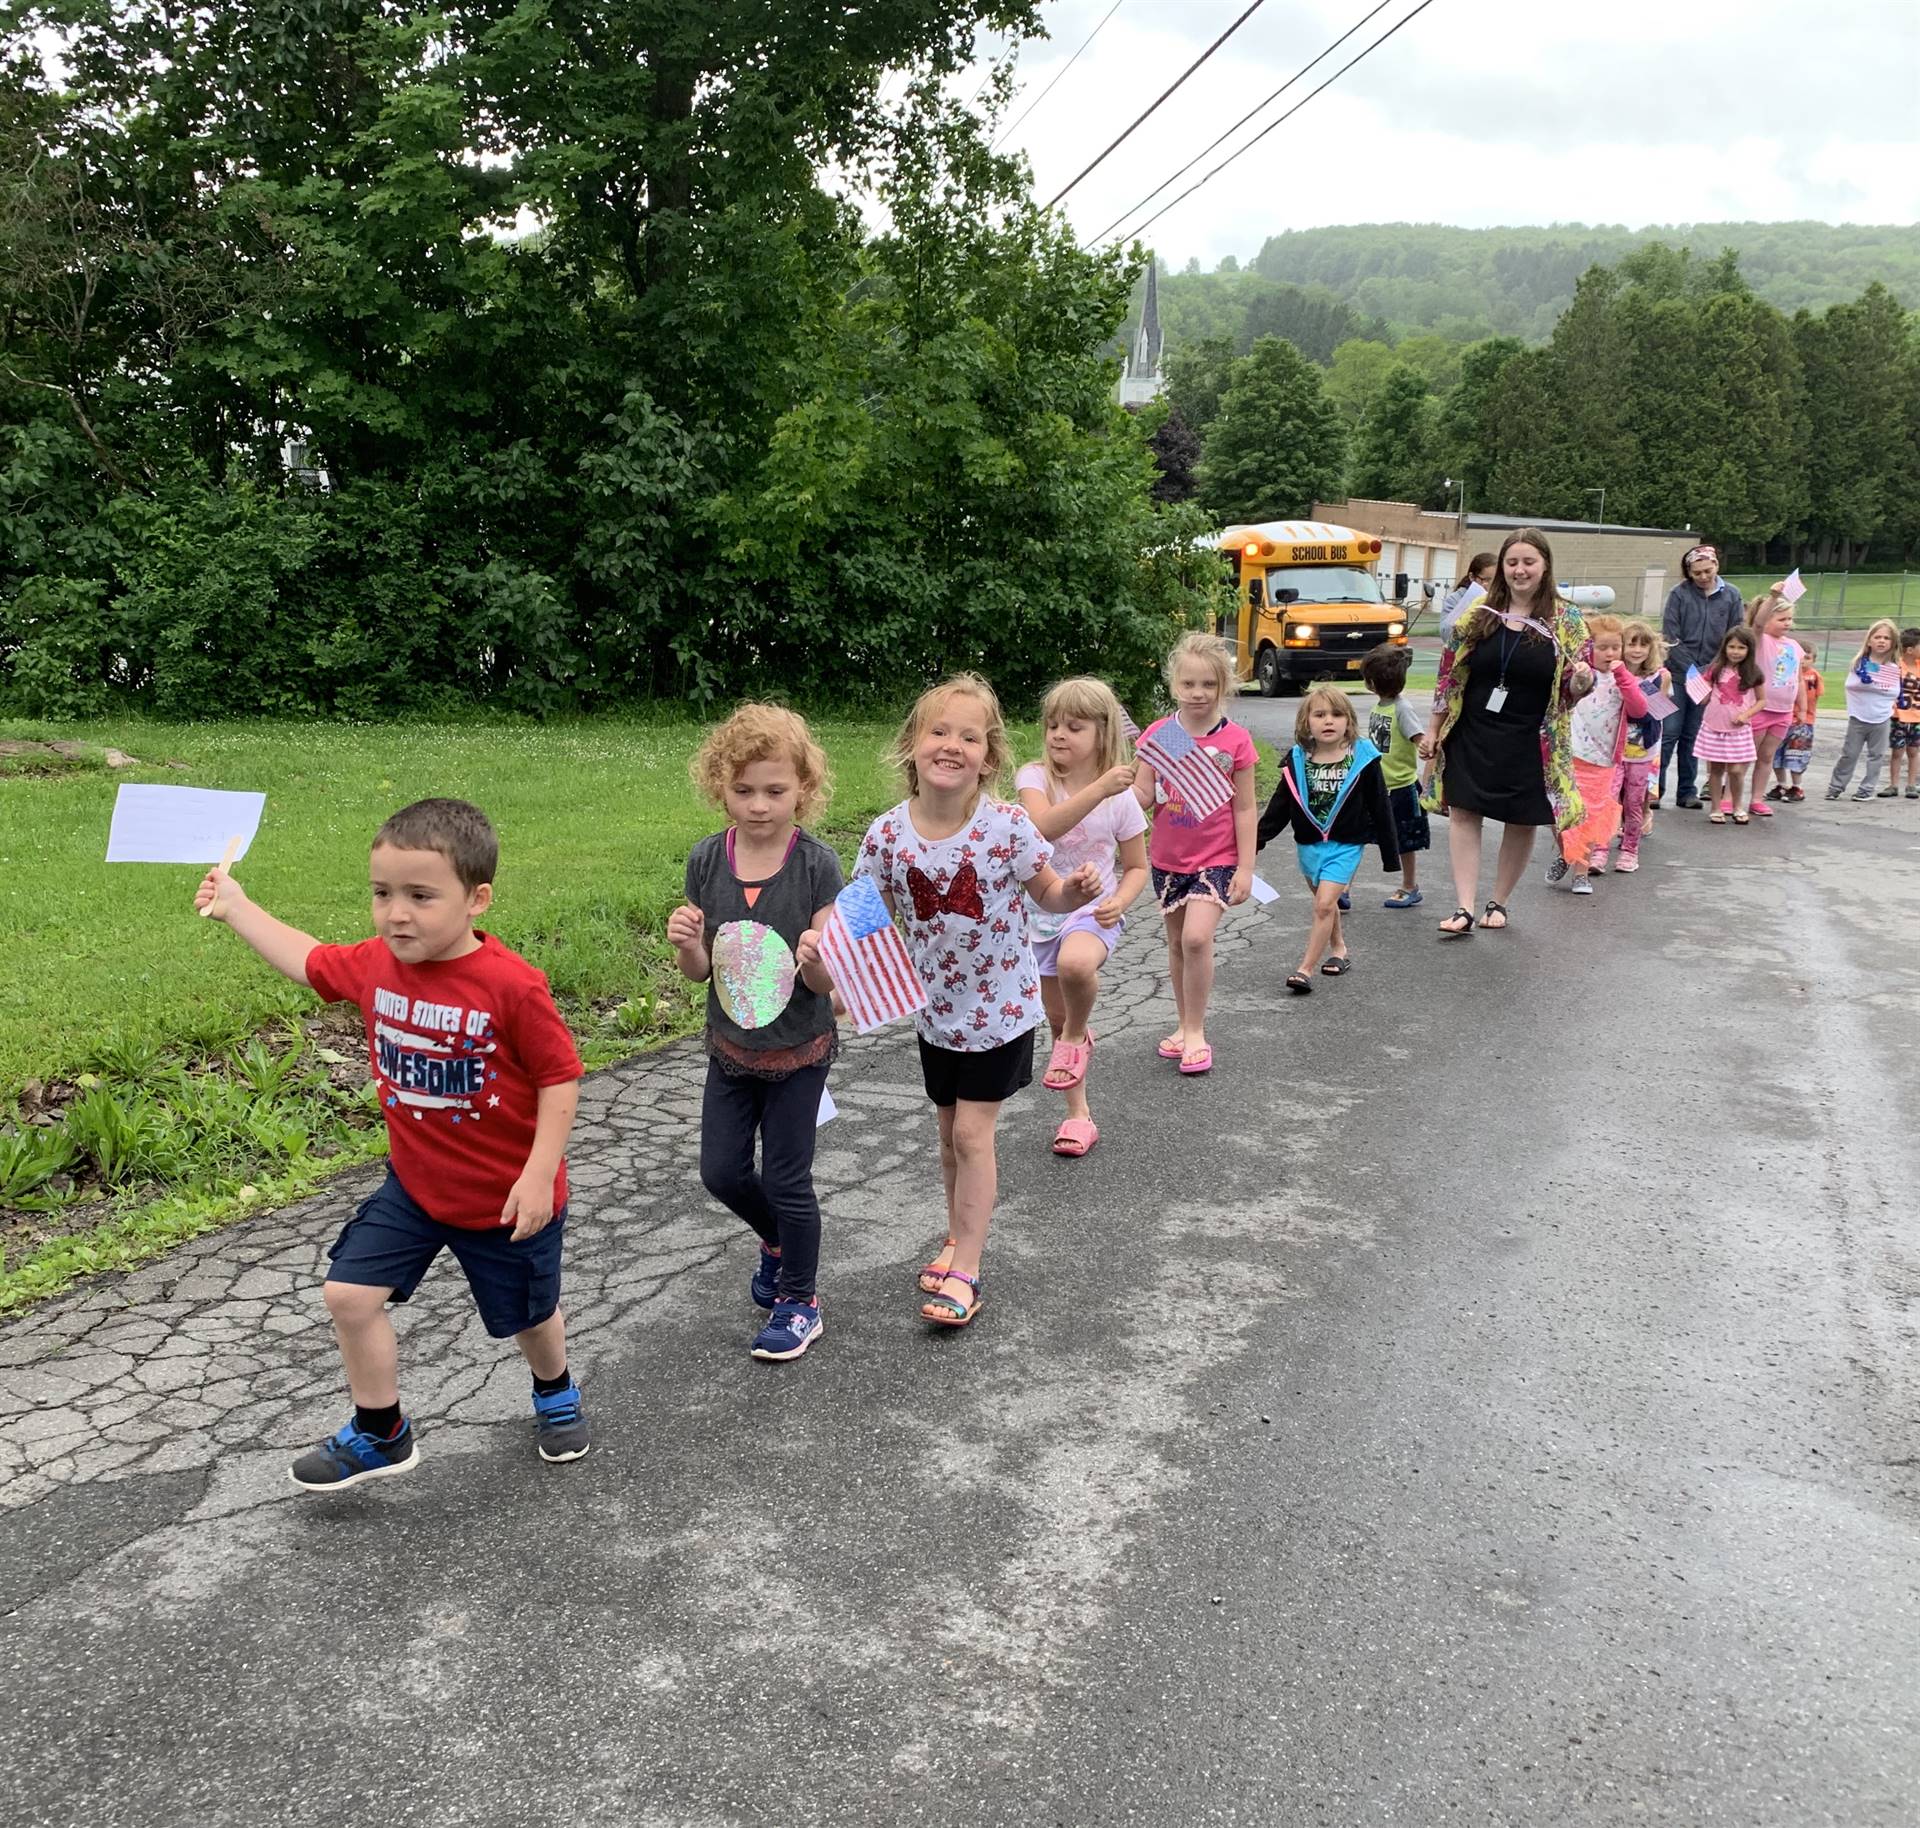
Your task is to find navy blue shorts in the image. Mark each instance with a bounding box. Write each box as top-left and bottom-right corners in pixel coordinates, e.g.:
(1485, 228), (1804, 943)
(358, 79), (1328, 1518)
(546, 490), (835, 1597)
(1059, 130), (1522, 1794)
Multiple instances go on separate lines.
(1388, 782), (1431, 854)
(326, 1170), (566, 1339)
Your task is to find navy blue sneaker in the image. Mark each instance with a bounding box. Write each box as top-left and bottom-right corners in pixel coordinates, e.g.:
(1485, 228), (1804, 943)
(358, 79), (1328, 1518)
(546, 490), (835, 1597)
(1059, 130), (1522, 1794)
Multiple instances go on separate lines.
(750, 1299), (824, 1362)
(750, 1245), (781, 1311)
(1336, 891), (1351, 911)
(289, 1417), (419, 1491)
(532, 1379), (590, 1463)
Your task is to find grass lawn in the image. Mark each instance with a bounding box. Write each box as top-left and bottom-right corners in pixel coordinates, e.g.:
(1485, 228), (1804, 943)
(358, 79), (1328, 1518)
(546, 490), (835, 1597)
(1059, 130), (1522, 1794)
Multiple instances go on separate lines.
(1725, 572), (1915, 629)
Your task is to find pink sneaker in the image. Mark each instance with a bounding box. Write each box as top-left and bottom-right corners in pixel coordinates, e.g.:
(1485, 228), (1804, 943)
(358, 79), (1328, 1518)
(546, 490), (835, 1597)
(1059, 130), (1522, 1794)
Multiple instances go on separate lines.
(1587, 850), (1609, 873)
(1748, 800), (1773, 817)
(1615, 853), (1639, 873)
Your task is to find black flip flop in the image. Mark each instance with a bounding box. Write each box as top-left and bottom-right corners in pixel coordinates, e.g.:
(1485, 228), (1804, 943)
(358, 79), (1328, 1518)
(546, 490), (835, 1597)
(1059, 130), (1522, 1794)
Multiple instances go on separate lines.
(1285, 972), (1313, 994)
(1320, 955), (1353, 976)
(1482, 900), (1510, 930)
(1438, 908), (1475, 938)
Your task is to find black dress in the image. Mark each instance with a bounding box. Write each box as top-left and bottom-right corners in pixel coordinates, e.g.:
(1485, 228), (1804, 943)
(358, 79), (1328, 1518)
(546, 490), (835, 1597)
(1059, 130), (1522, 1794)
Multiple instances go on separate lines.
(1442, 622), (1555, 826)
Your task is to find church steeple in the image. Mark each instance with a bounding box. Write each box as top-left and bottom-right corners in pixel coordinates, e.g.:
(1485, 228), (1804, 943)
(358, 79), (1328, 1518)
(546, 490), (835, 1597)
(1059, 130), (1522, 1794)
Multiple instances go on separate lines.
(1118, 257), (1166, 406)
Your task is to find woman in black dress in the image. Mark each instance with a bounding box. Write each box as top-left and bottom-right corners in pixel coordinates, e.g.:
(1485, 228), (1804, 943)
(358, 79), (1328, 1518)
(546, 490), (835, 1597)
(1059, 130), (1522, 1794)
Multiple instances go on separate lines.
(1418, 530), (1593, 935)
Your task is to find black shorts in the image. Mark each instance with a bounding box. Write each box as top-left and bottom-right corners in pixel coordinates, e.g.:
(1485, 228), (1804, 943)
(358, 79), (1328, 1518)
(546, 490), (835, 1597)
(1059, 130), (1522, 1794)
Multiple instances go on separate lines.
(917, 1031), (1035, 1107)
(326, 1170), (565, 1339)
(1388, 782), (1431, 854)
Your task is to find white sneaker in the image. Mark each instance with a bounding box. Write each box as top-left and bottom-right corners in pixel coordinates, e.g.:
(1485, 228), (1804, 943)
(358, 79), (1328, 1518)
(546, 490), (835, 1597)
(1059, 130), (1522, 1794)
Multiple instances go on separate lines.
(1571, 877), (1594, 895)
(1544, 856), (1569, 884)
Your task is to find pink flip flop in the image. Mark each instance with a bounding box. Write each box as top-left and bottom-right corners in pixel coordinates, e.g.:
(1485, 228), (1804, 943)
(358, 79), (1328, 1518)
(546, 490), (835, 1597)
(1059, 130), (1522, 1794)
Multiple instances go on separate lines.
(1157, 1037), (1185, 1060)
(1052, 1118), (1099, 1157)
(1179, 1045), (1213, 1076)
(1042, 1037), (1091, 1090)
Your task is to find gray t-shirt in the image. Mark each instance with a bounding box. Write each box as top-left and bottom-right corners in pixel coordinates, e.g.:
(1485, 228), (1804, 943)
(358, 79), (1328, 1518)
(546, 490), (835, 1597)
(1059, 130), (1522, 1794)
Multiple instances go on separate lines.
(684, 829), (844, 1060)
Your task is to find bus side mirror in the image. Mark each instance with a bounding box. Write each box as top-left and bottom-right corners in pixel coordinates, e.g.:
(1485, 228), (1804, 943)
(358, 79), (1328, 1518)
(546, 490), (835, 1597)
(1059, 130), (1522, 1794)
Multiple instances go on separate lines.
(1274, 587), (1300, 605)
(1247, 578), (1264, 608)
(1394, 572), (1410, 601)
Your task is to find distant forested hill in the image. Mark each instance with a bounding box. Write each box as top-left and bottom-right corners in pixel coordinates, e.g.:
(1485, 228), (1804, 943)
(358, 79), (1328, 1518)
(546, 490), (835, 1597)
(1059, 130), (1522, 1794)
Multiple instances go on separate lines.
(1157, 222), (1919, 348)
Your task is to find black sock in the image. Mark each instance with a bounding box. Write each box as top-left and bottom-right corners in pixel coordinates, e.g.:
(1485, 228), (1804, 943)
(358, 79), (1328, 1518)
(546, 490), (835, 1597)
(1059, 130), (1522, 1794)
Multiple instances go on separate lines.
(531, 1367), (572, 1397)
(355, 1401), (403, 1439)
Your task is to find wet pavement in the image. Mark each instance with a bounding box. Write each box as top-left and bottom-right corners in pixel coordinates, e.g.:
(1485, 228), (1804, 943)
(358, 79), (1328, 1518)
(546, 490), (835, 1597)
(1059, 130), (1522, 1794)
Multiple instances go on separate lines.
(3, 773), (1917, 1827)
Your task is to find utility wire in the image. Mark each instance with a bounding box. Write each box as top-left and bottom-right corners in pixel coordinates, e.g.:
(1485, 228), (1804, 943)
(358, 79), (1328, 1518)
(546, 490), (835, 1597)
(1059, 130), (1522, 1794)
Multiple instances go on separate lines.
(1043, 0), (1268, 210)
(1086, 0), (1395, 245)
(991, 0), (1128, 152)
(1108, 0), (1440, 246)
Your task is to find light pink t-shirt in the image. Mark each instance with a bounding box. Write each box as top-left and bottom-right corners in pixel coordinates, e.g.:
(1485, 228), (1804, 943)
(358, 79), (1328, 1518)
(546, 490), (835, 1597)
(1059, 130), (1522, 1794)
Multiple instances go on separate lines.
(854, 797), (1053, 1052)
(1014, 763), (1148, 940)
(1142, 716), (1256, 872)
(1756, 632), (1804, 714)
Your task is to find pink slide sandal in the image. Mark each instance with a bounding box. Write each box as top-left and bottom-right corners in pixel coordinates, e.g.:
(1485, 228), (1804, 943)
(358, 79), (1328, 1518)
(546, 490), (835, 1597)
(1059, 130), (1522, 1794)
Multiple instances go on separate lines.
(1052, 1118), (1098, 1157)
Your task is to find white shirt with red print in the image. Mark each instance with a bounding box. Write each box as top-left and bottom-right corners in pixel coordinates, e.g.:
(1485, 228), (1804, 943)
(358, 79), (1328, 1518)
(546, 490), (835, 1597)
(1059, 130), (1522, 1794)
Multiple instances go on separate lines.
(855, 797), (1053, 1053)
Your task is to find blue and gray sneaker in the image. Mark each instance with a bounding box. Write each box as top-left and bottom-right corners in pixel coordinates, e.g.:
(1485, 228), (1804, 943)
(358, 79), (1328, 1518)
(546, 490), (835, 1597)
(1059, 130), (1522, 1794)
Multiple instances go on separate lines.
(289, 1417), (419, 1491)
(532, 1379), (591, 1463)
(750, 1245), (782, 1311)
(750, 1299), (824, 1362)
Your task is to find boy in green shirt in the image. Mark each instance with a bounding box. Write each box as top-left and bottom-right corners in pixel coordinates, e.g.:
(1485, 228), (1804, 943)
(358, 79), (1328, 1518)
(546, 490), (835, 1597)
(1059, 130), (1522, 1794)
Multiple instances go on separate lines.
(1362, 645), (1430, 908)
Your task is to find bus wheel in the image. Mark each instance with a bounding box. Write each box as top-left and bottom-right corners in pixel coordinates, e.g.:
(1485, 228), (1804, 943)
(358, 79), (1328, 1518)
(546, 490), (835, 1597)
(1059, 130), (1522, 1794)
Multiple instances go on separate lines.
(1255, 645), (1285, 697)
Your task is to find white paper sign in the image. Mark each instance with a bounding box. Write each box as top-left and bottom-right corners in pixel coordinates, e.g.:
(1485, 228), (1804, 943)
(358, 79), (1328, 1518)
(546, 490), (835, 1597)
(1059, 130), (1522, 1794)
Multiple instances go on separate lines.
(106, 785), (265, 864)
(1780, 569), (1806, 603)
(817, 1087), (838, 1128)
(1249, 874), (1282, 905)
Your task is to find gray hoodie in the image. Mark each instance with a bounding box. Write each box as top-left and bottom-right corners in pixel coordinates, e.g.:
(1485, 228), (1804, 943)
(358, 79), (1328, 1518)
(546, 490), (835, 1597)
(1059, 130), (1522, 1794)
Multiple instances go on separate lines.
(1661, 579), (1745, 676)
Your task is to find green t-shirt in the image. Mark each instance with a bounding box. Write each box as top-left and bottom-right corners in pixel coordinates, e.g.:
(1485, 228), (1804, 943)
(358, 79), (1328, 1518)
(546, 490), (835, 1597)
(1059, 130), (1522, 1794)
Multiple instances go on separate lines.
(1367, 696), (1424, 791)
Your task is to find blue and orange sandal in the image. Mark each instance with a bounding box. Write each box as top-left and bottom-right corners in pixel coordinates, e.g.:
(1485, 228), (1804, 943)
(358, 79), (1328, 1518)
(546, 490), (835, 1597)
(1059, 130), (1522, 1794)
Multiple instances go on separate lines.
(921, 1270), (983, 1329)
(917, 1237), (957, 1295)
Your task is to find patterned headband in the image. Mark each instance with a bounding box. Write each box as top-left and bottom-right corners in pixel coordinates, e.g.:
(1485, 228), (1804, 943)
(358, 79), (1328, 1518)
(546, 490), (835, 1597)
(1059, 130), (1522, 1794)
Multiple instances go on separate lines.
(1684, 545), (1717, 568)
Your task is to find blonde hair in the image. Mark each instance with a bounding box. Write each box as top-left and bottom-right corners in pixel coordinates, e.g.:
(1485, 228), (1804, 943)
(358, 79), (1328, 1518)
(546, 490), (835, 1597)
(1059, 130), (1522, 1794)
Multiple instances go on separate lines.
(1294, 684), (1359, 747)
(1853, 619), (1900, 668)
(689, 703), (832, 823)
(1746, 585), (1788, 631)
(1164, 629), (1234, 706)
(890, 673), (1010, 800)
(1620, 618), (1666, 672)
(1038, 676), (1127, 780)
(1585, 613), (1625, 647)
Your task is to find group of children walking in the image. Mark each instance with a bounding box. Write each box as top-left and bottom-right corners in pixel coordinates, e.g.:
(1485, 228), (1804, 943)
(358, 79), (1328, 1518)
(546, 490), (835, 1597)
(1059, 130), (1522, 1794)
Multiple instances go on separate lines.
(191, 611), (1916, 1493)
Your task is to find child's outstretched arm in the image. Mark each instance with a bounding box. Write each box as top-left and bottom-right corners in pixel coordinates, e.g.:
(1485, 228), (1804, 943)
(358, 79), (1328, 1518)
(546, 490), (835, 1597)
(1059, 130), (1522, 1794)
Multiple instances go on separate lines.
(1018, 766), (1138, 841)
(1029, 861), (1103, 914)
(194, 869), (318, 988)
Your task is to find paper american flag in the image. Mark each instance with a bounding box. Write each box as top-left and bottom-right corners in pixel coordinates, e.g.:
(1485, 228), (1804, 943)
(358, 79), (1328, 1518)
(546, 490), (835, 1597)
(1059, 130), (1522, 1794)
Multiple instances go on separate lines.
(1118, 706), (1141, 745)
(1136, 718), (1233, 820)
(818, 876), (927, 1034)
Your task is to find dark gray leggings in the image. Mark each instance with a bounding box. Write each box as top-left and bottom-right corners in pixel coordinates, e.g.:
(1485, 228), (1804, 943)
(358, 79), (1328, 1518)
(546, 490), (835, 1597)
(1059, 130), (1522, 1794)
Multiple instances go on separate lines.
(698, 1056), (828, 1302)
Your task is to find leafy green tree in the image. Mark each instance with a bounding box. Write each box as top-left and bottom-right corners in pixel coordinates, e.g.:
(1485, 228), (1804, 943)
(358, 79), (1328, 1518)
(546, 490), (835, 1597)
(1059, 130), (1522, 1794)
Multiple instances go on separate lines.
(1196, 336), (1346, 524)
(1165, 335), (1236, 439)
(1795, 282), (1913, 563)
(1325, 338), (1397, 425)
(1348, 365), (1438, 503)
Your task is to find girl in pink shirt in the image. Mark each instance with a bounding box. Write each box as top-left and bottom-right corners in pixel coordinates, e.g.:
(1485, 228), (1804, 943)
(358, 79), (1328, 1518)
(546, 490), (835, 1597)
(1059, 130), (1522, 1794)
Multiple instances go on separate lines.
(1133, 631), (1257, 1077)
(1744, 584), (1804, 818)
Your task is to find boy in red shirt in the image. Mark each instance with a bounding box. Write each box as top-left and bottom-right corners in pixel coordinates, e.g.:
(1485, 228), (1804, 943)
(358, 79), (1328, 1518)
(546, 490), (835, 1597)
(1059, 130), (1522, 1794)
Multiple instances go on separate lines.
(197, 799), (588, 1489)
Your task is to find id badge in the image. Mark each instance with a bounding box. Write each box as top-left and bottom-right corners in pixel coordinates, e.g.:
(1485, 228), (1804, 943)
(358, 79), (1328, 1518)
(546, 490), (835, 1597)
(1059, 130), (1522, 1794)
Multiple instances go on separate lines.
(1486, 685), (1509, 714)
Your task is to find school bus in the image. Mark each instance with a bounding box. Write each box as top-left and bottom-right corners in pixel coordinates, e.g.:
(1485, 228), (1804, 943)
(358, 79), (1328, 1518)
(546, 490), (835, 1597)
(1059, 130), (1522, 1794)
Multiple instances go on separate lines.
(1216, 521), (1408, 695)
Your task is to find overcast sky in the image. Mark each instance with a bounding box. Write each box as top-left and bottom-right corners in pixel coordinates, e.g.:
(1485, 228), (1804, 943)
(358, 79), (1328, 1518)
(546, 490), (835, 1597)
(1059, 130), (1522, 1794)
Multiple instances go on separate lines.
(951, 0), (1920, 264)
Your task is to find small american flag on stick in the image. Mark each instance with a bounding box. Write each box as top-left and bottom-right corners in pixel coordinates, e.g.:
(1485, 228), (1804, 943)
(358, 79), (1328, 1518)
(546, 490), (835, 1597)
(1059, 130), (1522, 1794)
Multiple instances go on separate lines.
(1118, 706), (1141, 746)
(1136, 718), (1233, 820)
(818, 877), (927, 1034)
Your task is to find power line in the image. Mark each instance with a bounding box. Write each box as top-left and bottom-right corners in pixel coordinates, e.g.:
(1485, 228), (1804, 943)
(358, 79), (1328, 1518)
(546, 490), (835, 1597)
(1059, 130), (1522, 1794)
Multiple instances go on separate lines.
(991, 0), (1128, 152)
(1086, 0), (1395, 245)
(1043, 0), (1268, 210)
(1107, 0), (1441, 247)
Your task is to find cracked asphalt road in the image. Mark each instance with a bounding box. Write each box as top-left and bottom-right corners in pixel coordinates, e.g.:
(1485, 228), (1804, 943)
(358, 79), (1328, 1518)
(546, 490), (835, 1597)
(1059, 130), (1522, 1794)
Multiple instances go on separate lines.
(3, 775), (1917, 1827)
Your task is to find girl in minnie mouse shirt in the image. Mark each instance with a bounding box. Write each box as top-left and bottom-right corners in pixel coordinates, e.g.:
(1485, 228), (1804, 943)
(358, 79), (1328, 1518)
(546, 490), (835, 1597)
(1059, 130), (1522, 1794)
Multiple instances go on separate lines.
(839, 674), (1100, 1331)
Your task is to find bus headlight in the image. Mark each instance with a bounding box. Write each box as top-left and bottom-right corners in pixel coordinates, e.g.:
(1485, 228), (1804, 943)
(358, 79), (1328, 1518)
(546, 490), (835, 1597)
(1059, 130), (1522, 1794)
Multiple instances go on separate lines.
(1289, 624), (1316, 641)
(1387, 621), (1405, 637)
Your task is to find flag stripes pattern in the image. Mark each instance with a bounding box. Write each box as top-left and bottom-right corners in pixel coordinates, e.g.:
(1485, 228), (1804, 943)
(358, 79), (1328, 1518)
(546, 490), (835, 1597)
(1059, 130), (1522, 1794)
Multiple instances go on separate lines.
(1136, 718), (1233, 819)
(818, 877), (926, 1034)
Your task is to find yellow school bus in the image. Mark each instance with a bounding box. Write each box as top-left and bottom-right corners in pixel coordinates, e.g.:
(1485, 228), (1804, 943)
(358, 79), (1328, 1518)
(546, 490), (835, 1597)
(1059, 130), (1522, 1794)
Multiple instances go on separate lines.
(1216, 521), (1408, 695)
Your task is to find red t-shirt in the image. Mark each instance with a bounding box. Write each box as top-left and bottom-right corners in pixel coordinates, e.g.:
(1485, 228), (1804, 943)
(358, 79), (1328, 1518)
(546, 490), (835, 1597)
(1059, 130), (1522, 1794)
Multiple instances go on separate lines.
(305, 931), (584, 1229)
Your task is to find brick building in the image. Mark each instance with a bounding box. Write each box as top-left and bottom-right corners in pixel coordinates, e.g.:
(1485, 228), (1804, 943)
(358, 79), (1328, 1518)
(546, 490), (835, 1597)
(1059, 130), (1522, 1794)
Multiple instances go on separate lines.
(1315, 499), (1701, 619)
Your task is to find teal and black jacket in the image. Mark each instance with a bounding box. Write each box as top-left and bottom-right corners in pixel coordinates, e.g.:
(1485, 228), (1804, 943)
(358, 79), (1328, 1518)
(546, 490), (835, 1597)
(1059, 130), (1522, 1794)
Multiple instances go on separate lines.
(1255, 738), (1400, 872)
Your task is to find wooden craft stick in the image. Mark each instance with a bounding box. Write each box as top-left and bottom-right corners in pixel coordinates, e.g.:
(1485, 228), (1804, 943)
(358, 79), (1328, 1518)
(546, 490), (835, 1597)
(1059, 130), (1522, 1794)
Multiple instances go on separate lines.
(199, 834), (242, 918)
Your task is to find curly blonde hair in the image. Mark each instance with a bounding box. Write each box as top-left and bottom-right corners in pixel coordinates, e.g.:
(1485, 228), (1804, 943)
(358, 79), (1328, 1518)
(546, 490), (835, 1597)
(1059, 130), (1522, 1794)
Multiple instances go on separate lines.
(689, 703), (833, 823)
(890, 674), (1010, 800)
(1038, 676), (1129, 780)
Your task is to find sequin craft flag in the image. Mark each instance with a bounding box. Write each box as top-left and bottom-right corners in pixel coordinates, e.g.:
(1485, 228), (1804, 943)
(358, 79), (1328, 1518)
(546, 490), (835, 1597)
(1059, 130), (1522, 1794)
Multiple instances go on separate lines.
(818, 877), (927, 1035)
(1136, 718), (1233, 820)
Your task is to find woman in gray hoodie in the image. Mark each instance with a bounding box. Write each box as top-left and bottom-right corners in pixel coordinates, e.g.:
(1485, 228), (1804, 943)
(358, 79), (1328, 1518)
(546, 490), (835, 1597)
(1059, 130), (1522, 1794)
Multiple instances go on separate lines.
(1659, 544), (1745, 808)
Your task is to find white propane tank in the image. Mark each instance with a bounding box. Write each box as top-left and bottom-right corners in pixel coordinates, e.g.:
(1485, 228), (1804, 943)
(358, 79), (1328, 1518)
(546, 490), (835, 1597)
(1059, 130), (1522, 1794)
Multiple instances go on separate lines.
(1560, 584), (1616, 610)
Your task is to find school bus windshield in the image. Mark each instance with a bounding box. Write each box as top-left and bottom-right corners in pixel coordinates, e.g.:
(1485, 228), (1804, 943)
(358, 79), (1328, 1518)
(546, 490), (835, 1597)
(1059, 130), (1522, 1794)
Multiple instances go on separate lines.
(1265, 565), (1384, 604)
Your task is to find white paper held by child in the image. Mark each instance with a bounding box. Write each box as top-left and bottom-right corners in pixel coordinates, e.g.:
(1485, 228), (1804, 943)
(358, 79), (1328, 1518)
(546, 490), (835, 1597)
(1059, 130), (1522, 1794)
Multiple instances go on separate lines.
(106, 785), (266, 864)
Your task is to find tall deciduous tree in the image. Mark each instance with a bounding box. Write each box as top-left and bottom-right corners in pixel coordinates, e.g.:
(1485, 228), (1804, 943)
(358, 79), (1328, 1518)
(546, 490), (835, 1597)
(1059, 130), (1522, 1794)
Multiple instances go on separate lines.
(1196, 336), (1346, 524)
(1348, 364), (1438, 504)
